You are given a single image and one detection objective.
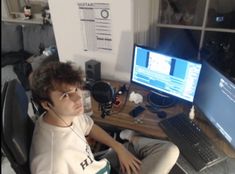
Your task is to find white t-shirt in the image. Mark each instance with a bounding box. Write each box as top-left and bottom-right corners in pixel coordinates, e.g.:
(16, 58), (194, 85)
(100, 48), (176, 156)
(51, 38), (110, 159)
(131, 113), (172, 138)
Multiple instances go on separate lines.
(30, 113), (110, 174)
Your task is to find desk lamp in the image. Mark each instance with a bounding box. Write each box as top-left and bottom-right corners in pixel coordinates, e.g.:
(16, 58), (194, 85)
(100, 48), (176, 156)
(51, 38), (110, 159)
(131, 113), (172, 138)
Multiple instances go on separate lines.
(91, 81), (115, 118)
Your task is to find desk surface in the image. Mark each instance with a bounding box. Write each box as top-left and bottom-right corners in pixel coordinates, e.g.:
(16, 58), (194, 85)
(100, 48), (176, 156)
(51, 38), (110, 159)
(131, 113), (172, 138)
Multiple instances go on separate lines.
(90, 80), (235, 158)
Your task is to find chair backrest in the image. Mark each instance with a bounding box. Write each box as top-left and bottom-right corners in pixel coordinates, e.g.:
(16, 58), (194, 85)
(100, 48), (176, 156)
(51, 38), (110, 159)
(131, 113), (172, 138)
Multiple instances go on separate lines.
(1, 79), (34, 174)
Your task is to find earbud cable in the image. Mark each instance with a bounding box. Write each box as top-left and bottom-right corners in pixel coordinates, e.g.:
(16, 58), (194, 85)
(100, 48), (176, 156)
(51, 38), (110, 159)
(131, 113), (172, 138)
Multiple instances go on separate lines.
(49, 107), (89, 145)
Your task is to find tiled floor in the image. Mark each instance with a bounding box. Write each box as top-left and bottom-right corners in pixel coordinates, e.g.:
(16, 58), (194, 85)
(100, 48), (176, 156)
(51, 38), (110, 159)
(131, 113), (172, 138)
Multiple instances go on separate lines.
(1, 157), (15, 174)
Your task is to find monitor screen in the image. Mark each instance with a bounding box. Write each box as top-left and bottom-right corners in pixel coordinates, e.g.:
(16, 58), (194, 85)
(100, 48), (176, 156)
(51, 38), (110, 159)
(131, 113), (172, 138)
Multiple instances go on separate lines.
(194, 60), (235, 149)
(131, 44), (202, 102)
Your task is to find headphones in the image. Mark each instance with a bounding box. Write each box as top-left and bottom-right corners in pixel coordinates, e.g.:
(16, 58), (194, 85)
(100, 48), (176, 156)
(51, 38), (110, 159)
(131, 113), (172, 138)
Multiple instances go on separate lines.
(47, 102), (52, 108)
(46, 102), (61, 119)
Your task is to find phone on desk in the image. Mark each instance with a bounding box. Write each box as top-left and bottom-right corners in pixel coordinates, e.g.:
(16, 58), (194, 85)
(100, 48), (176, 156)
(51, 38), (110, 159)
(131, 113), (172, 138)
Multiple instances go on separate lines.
(129, 106), (145, 117)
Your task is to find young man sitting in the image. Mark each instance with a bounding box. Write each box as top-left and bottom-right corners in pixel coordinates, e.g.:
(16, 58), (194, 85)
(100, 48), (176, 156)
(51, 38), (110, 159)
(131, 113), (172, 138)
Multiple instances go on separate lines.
(30, 61), (179, 174)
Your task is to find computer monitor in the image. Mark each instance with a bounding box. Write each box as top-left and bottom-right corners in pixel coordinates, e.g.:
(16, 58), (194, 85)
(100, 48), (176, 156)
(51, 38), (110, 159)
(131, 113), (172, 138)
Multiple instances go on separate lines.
(130, 44), (202, 107)
(194, 60), (235, 149)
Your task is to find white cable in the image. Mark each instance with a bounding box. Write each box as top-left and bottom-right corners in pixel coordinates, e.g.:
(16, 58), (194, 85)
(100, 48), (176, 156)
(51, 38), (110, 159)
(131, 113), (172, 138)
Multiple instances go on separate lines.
(49, 107), (88, 145)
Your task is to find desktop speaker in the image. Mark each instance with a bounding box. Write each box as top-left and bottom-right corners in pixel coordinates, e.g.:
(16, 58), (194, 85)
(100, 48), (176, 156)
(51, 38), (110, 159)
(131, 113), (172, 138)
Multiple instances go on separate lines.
(85, 59), (101, 82)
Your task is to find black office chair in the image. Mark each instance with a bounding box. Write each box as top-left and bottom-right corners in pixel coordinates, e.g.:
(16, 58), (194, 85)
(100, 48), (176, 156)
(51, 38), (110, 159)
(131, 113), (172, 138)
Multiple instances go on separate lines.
(1, 79), (34, 174)
(1, 79), (119, 174)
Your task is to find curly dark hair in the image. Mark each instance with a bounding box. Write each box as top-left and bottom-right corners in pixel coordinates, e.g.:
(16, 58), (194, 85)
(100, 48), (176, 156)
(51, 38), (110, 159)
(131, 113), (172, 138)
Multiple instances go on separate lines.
(30, 61), (84, 107)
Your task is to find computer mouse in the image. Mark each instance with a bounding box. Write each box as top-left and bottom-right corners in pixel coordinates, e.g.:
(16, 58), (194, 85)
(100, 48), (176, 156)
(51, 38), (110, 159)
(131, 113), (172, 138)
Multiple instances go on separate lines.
(156, 111), (167, 119)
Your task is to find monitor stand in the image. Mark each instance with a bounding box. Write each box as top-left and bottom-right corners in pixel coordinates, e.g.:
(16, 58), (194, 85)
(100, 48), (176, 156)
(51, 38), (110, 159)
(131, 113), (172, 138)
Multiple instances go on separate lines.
(147, 91), (175, 108)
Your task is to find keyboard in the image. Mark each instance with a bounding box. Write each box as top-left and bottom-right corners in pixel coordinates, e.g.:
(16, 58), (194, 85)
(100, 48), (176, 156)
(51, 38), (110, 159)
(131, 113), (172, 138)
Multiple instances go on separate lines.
(159, 113), (225, 171)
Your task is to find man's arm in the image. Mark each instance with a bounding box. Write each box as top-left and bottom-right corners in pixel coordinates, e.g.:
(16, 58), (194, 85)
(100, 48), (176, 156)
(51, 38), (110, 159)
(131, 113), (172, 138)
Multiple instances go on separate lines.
(89, 124), (141, 174)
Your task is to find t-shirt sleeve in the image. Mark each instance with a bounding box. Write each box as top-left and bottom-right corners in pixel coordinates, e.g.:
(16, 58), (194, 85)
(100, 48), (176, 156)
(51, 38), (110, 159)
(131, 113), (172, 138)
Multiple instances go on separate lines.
(75, 114), (94, 136)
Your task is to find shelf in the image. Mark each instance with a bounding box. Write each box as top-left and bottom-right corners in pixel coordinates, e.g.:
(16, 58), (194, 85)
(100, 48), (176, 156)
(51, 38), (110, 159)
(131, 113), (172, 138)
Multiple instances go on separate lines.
(157, 24), (203, 31)
(205, 28), (235, 33)
(154, 0), (235, 77)
(157, 24), (235, 33)
(2, 17), (43, 24)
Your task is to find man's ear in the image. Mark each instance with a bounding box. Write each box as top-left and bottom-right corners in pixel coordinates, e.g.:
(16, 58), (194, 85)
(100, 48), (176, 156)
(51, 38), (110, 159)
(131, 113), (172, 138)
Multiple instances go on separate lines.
(41, 101), (50, 110)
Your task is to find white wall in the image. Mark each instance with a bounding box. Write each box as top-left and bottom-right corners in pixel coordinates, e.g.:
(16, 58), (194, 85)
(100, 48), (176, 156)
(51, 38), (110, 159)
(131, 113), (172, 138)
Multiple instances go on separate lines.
(48, 0), (137, 82)
(1, 0), (9, 19)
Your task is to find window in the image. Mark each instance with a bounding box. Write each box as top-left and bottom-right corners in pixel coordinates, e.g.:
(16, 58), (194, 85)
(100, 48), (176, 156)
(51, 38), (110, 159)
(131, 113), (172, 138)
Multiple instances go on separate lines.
(153, 0), (235, 77)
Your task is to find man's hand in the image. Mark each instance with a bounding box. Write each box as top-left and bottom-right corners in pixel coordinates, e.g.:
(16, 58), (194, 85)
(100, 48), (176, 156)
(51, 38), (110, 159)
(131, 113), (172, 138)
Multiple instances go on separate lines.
(116, 143), (142, 174)
(88, 125), (142, 173)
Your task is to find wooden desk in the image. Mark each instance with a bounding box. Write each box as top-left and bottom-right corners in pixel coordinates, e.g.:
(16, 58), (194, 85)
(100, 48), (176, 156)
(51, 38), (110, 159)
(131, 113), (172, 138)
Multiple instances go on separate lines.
(90, 80), (235, 158)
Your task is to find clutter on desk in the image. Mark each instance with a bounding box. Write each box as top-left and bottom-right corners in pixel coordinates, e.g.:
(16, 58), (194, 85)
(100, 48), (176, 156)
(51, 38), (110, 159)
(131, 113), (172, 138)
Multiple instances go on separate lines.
(134, 118), (144, 124)
(145, 104), (159, 112)
(117, 84), (128, 95)
(145, 104), (167, 119)
(189, 105), (195, 120)
(129, 105), (145, 117)
(156, 111), (167, 119)
(113, 96), (121, 108)
(129, 91), (143, 104)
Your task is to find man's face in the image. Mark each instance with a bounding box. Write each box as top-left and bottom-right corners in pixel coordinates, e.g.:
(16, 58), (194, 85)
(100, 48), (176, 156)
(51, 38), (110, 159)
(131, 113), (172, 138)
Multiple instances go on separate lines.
(49, 84), (84, 117)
